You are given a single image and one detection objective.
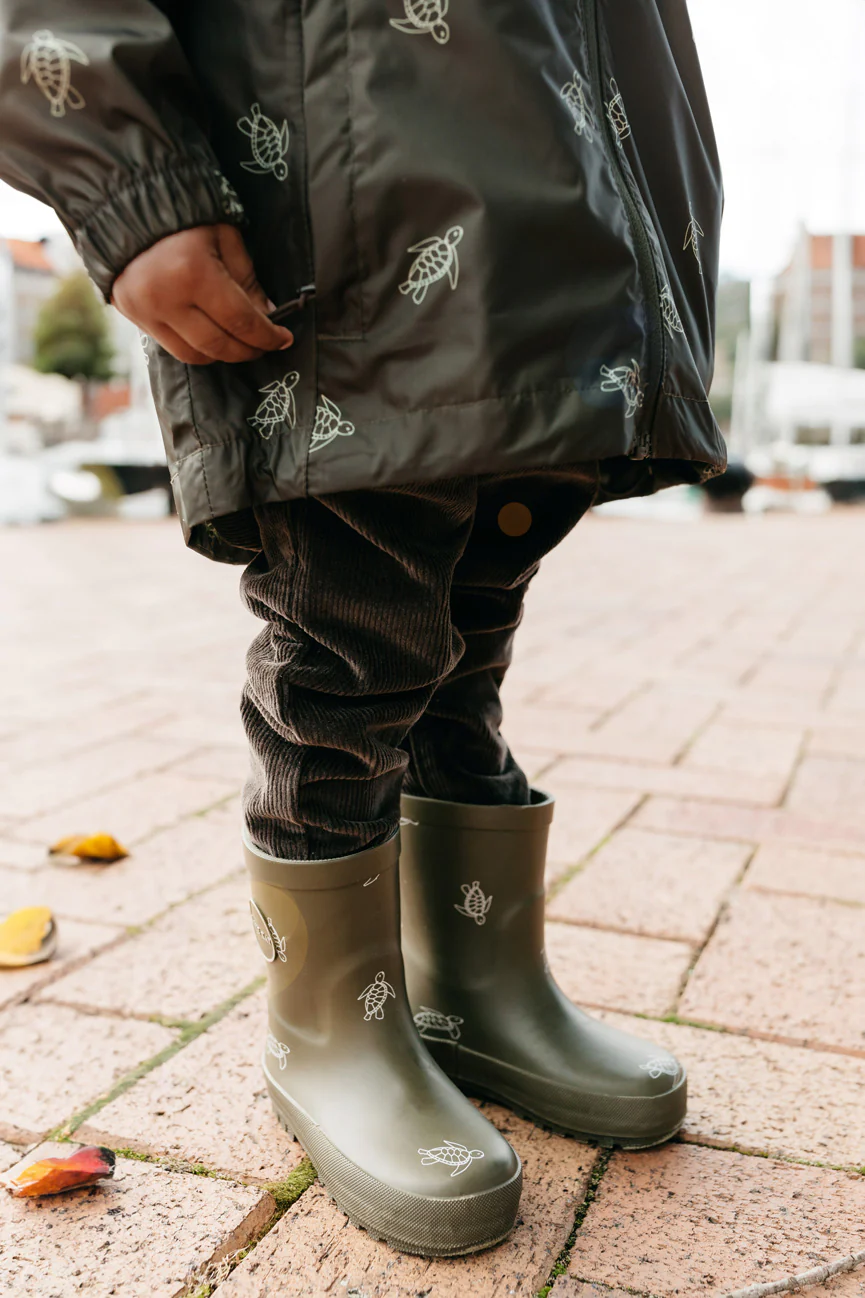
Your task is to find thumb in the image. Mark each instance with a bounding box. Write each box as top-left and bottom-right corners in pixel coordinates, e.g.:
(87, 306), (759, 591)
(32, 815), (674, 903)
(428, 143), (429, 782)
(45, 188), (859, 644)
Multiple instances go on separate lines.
(215, 224), (274, 313)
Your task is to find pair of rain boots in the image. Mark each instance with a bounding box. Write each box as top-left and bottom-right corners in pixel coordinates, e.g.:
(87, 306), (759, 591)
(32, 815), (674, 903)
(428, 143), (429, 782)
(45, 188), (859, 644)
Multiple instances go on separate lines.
(244, 790), (686, 1258)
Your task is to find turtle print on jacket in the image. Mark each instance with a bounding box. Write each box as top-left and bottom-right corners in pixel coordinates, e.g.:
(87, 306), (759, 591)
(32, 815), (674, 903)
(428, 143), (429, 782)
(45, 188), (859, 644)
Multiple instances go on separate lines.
(418, 1140), (485, 1177)
(399, 226), (464, 305)
(390, 0), (450, 45)
(660, 284), (685, 337)
(454, 881), (492, 926)
(600, 359), (644, 421)
(606, 77), (631, 145)
(20, 29), (88, 117)
(684, 203), (705, 275)
(248, 373), (299, 438)
(237, 103), (290, 181)
(560, 71), (594, 142)
(358, 970), (396, 1020)
(310, 396), (355, 453)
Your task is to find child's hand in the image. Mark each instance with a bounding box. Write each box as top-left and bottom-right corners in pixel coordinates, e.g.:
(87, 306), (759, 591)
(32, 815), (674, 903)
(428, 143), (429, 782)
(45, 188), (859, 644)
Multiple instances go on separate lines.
(111, 224), (294, 364)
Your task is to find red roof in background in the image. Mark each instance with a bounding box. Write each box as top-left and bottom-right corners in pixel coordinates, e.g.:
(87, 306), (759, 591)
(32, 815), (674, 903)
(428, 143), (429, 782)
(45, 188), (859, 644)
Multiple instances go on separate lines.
(6, 237), (54, 273)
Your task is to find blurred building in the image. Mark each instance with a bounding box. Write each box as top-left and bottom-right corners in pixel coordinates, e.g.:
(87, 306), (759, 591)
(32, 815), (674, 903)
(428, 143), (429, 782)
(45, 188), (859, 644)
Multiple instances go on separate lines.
(774, 228), (865, 368)
(1, 236), (58, 364)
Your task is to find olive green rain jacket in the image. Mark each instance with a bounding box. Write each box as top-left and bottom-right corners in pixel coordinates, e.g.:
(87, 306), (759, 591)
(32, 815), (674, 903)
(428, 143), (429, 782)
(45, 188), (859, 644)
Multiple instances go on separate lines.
(0, 1), (725, 562)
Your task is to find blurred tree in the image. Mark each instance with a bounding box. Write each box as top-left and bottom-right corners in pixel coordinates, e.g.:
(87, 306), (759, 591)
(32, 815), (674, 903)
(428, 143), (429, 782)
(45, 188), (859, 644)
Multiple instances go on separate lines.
(32, 270), (114, 435)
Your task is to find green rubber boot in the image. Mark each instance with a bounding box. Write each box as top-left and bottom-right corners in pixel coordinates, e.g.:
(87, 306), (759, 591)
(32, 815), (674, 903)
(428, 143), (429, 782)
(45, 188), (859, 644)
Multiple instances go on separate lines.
(244, 829), (522, 1256)
(399, 792), (687, 1149)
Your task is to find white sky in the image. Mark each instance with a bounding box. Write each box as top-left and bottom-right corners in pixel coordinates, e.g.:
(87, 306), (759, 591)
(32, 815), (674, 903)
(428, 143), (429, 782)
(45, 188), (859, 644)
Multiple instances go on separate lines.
(1, 1), (864, 279)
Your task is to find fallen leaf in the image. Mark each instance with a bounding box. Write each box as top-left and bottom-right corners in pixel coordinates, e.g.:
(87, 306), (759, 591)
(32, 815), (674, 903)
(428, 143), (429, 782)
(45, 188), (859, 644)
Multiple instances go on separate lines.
(49, 833), (128, 864)
(0, 906), (57, 968)
(3, 1146), (116, 1197)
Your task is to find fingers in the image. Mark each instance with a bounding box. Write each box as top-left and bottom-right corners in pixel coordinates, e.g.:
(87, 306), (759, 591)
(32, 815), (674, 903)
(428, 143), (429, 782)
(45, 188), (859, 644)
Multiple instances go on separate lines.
(216, 224), (273, 315)
(110, 224), (295, 365)
(145, 321), (214, 366)
(196, 264), (294, 356)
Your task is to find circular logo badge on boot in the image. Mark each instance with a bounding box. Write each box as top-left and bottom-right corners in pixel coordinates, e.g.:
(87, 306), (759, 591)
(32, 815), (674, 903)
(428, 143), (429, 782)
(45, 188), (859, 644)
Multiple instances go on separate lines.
(249, 899), (277, 962)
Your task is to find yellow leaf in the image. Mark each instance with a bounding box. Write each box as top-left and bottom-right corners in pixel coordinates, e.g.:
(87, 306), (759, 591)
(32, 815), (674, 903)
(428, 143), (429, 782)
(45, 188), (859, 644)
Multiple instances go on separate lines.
(0, 906), (56, 967)
(49, 833), (128, 863)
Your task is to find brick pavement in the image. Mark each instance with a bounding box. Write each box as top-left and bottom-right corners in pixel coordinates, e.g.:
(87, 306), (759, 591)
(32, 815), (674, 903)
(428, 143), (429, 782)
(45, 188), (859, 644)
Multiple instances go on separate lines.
(1, 510), (865, 1296)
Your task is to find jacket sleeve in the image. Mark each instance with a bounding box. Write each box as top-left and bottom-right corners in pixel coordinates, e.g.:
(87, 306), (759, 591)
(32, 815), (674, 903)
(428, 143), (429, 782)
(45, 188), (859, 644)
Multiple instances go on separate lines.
(0, 2), (243, 299)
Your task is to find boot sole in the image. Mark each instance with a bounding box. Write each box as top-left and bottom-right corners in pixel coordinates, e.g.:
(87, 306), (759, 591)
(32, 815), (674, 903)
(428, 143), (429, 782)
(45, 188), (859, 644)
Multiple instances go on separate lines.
(425, 1041), (687, 1150)
(266, 1069), (522, 1257)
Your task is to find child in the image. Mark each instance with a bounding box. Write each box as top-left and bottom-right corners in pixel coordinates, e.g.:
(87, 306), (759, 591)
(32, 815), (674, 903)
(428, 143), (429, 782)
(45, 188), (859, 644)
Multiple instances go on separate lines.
(1, 1), (723, 1256)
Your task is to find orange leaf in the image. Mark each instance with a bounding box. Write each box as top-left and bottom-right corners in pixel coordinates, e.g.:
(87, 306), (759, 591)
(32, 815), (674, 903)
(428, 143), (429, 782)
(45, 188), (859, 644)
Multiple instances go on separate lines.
(3, 1146), (116, 1197)
(49, 833), (128, 863)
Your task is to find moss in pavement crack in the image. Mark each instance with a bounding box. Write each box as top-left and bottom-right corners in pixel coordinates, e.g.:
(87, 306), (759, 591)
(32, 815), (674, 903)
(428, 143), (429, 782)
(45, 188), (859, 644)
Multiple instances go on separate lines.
(536, 1148), (612, 1298)
(47, 974), (265, 1140)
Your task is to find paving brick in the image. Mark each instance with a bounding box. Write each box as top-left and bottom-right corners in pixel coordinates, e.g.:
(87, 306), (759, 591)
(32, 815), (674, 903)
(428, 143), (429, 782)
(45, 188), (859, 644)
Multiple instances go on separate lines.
(0, 917), (122, 1012)
(541, 783), (642, 882)
(633, 795), (865, 855)
(596, 1011), (865, 1168)
(80, 992), (304, 1180)
(680, 891), (865, 1053)
(548, 753), (784, 806)
(681, 719), (804, 783)
(545, 920), (690, 1016)
(41, 875), (255, 1022)
(809, 725), (865, 761)
(0, 735), (194, 821)
(785, 756), (865, 828)
(218, 1103), (597, 1297)
(0, 835), (56, 871)
(548, 829), (748, 942)
(740, 654), (837, 701)
(573, 689), (718, 764)
(168, 743), (248, 785)
(0, 1002), (174, 1143)
(569, 1144), (865, 1296)
(0, 1141), (274, 1298)
(0, 798), (242, 927)
(502, 702), (601, 754)
(746, 842), (865, 906)
(16, 770), (237, 849)
(0, 1138), (26, 1172)
(818, 1270), (865, 1297)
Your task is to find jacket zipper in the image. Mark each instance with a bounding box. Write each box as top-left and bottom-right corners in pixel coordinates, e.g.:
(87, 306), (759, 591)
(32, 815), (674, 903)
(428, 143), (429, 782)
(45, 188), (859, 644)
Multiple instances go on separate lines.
(584, 0), (663, 458)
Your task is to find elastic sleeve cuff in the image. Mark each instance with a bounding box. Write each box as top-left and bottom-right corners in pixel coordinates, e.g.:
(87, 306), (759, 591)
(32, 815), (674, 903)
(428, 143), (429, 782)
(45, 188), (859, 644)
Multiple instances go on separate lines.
(72, 154), (246, 301)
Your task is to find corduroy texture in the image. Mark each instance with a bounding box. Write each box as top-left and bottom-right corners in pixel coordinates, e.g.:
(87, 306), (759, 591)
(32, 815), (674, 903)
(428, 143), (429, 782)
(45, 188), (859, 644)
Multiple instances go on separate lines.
(239, 467), (598, 859)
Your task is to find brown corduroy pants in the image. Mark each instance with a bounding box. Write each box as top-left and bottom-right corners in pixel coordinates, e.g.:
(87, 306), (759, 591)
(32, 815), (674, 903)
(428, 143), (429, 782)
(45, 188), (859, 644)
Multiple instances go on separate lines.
(240, 467), (598, 860)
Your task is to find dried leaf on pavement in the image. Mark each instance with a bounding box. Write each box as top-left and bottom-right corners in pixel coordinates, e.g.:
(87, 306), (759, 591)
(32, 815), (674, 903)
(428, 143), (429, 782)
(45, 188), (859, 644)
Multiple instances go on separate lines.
(0, 905), (57, 968)
(49, 832), (129, 864)
(3, 1146), (116, 1197)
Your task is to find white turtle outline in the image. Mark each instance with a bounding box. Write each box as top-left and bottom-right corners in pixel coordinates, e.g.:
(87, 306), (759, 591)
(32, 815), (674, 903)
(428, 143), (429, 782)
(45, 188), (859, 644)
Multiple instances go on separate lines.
(237, 102), (290, 181)
(310, 395), (355, 454)
(358, 970), (396, 1021)
(560, 70), (594, 143)
(413, 1006), (464, 1042)
(639, 1056), (680, 1080)
(606, 77), (631, 146)
(454, 881), (493, 926)
(266, 1031), (291, 1070)
(20, 28), (89, 118)
(248, 372), (299, 439)
(683, 204), (705, 276)
(389, 0), (450, 46)
(418, 1139), (485, 1177)
(399, 226), (464, 305)
(599, 358), (644, 421)
(660, 283), (685, 337)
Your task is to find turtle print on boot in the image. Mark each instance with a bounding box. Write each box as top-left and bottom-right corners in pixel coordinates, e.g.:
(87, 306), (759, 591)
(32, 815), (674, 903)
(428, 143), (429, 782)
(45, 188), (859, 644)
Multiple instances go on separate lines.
(400, 791), (687, 1149)
(244, 829), (521, 1256)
